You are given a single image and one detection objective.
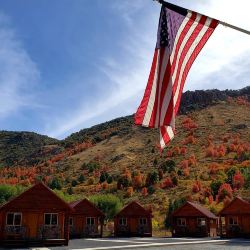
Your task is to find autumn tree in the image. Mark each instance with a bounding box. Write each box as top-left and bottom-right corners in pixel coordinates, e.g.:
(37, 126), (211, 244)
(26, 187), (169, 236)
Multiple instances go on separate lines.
(217, 183), (233, 203)
(232, 171), (244, 189)
(141, 187), (148, 197)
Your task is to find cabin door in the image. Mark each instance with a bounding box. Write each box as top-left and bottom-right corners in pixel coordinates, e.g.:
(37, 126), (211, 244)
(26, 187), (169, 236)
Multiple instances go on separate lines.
(26, 213), (39, 239)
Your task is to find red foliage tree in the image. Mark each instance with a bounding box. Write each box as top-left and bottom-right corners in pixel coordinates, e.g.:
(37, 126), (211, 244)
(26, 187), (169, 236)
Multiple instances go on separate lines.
(233, 171), (244, 189)
(141, 187), (148, 197)
(192, 181), (202, 193)
(216, 183), (233, 203)
(161, 177), (173, 189)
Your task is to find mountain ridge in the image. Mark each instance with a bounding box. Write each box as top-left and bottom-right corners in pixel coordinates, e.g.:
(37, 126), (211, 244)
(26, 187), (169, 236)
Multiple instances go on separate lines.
(0, 86), (249, 167)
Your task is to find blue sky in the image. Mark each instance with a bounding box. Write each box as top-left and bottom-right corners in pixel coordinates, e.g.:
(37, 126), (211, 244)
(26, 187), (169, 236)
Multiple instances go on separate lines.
(0, 0), (249, 139)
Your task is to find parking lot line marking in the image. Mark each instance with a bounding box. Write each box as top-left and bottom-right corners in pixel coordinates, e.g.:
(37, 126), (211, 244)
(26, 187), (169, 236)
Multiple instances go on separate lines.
(30, 248), (51, 250)
(84, 238), (151, 244)
(71, 239), (232, 250)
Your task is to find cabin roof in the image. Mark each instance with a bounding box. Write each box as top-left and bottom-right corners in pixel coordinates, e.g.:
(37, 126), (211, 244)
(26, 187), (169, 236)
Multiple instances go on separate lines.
(69, 198), (105, 217)
(0, 182), (72, 211)
(114, 201), (152, 218)
(218, 196), (250, 215)
(172, 201), (217, 219)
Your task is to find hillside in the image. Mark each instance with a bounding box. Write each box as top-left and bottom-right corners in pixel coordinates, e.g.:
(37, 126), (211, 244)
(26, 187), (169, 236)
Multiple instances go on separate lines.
(0, 131), (60, 167)
(0, 87), (249, 227)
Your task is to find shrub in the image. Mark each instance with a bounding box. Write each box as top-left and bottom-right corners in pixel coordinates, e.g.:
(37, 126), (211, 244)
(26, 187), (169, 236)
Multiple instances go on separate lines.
(49, 177), (62, 190)
(141, 187), (148, 197)
(147, 185), (155, 194)
(126, 187), (134, 197)
(71, 179), (78, 187)
(160, 160), (176, 173)
(146, 171), (159, 186)
(192, 181), (201, 193)
(161, 177), (173, 189)
(100, 172), (109, 183)
(107, 175), (113, 184)
(78, 174), (85, 183)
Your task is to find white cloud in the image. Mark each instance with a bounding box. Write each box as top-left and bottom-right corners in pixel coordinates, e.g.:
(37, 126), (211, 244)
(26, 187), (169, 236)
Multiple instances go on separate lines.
(0, 12), (40, 118)
(45, 1), (159, 138)
(181, 0), (250, 90)
(46, 0), (250, 138)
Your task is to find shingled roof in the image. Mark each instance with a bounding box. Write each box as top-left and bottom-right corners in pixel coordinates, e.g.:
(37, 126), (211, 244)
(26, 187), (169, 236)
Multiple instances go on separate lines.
(0, 182), (72, 211)
(69, 198), (105, 217)
(218, 196), (250, 215)
(172, 201), (217, 219)
(114, 201), (152, 218)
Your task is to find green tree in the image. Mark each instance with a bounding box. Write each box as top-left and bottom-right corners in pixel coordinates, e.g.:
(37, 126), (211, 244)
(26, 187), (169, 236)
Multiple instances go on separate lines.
(160, 160), (176, 173)
(210, 179), (223, 199)
(0, 185), (26, 204)
(165, 197), (186, 229)
(67, 186), (74, 195)
(71, 179), (78, 187)
(226, 167), (237, 185)
(147, 185), (155, 194)
(78, 174), (85, 183)
(146, 171), (159, 186)
(49, 177), (62, 190)
(100, 172), (109, 183)
(107, 175), (113, 184)
(90, 194), (123, 220)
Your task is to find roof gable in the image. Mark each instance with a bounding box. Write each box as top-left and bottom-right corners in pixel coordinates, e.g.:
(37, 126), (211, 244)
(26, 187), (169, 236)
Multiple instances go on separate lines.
(172, 201), (217, 219)
(0, 182), (71, 211)
(115, 201), (152, 217)
(219, 197), (250, 215)
(69, 199), (104, 217)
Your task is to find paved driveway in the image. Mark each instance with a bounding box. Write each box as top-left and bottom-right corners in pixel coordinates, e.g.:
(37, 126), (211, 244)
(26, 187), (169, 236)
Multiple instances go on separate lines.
(1, 238), (250, 250)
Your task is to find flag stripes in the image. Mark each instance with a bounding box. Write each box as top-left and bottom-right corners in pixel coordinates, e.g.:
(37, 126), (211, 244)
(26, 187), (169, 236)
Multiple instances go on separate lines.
(135, 5), (218, 149)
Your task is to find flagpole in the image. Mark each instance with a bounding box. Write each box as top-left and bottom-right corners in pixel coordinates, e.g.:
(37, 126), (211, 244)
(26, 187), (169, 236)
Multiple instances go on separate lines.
(154, 0), (250, 36)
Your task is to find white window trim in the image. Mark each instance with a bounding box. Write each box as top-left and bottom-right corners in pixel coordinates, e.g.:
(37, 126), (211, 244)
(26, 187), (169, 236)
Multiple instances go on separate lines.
(177, 218), (186, 226)
(197, 217), (206, 226)
(119, 217), (127, 226)
(139, 218), (147, 225)
(86, 217), (95, 225)
(44, 213), (58, 226)
(6, 212), (22, 226)
(229, 216), (238, 225)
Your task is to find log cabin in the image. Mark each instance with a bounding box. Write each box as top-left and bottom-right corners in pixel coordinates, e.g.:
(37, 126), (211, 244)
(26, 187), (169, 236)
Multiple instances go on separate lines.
(218, 197), (250, 238)
(114, 201), (152, 237)
(69, 198), (105, 238)
(172, 201), (218, 237)
(0, 182), (72, 247)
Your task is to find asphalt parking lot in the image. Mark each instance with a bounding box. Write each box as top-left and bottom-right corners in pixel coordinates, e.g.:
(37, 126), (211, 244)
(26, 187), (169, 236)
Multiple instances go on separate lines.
(2, 238), (250, 250)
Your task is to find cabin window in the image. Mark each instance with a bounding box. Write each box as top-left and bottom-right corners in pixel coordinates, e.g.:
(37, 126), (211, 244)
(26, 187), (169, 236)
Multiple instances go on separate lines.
(6, 213), (22, 226)
(197, 218), (206, 226)
(69, 217), (73, 226)
(139, 218), (147, 225)
(177, 218), (186, 226)
(86, 217), (95, 225)
(44, 213), (58, 225)
(119, 218), (127, 226)
(229, 216), (238, 225)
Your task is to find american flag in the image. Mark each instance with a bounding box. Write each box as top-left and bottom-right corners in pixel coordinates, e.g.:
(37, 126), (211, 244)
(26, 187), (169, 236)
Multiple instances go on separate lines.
(134, 2), (218, 149)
